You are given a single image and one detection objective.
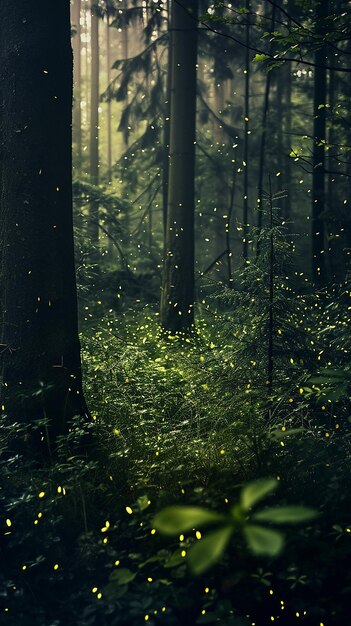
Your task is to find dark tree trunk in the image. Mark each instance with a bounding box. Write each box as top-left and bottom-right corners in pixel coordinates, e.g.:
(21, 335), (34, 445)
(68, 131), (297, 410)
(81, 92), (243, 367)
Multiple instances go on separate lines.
(160, 0), (198, 333)
(0, 0), (88, 450)
(213, 79), (229, 280)
(106, 14), (112, 179)
(243, 0), (250, 261)
(162, 0), (172, 238)
(283, 0), (293, 222)
(312, 0), (328, 282)
(284, 59), (292, 221)
(72, 0), (82, 174)
(89, 2), (100, 248)
(327, 56), (336, 278)
(256, 1), (276, 258)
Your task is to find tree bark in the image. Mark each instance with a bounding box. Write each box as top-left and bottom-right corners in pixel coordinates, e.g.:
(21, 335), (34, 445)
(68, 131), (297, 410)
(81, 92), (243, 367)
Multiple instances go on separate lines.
(160, 0), (198, 333)
(0, 0), (88, 449)
(72, 0), (82, 174)
(256, 1), (276, 258)
(243, 0), (250, 261)
(312, 0), (328, 282)
(213, 79), (228, 280)
(106, 14), (112, 179)
(162, 0), (172, 238)
(89, 2), (100, 249)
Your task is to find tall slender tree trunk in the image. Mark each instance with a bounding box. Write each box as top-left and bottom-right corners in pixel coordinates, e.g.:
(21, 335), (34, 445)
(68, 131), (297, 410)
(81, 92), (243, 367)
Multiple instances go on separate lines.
(162, 0), (172, 238)
(160, 0), (198, 333)
(0, 0), (88, 449)
(283, 0), (293, 222)
(327, 57), (336, 277)
(213, 80), (228, 280)
(284, 59), (292, 221)
(72, 0), (82, 174)
(90, 2), (100, 249)
(256, 2), (276, 257)
(312, 0), (328, 282)
(106, 14), (112, 179)
(122, 0), (129, 151)
(243, 0), (250, 261)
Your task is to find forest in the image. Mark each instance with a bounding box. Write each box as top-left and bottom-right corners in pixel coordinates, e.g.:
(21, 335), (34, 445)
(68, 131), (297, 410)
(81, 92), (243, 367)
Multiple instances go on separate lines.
(0, 0), (350, 624)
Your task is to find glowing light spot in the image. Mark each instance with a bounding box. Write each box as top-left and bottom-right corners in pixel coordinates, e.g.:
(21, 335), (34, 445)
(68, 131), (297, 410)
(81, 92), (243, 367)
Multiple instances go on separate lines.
(126, 506), (133, 515)
(5, 519), (11, 528)
(196, 531), (202, 540)
(38, 491), (45, 499)
(53, 564), (59, 571)
(181, 550), (186, 557)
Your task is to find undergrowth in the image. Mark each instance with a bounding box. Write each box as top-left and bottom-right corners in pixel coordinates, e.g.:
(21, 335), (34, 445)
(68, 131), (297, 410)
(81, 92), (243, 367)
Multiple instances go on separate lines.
(2, 259), (351, 624)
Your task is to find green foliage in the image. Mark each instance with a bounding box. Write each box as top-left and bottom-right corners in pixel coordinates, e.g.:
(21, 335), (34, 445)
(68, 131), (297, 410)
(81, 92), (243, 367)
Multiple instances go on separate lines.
(187, 526), (234, 575)
(154, 507), (227, 536)
(153, 479), (316, 574)
(240, 478), (278, 510)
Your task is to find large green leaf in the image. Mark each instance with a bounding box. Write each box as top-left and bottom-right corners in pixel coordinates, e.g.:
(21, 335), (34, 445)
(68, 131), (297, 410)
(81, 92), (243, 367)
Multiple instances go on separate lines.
(253, 506), (317, 524)
(240, 479), (278, 511)
(188, 526), (234, 575)
(244, 525), (284, 556)
(153, 506), (226, 536)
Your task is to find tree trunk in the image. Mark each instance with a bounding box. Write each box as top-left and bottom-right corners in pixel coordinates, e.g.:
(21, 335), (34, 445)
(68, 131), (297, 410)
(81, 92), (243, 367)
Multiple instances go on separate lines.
(106, 13), (112, 179)
(284, 58), (292, 221)
(256, 1), (276, 257)
(89, 2), (100, 249)
(243, 0), (250, 261)
(213, 79), (228, 280)
(72, 0), (82, 174)
(312, 0), (328, 282)
(327, 56), (336, 278)
(160, 0), (198, 333)
(162, 0), (172, 238)
(0, 0), (88, 450)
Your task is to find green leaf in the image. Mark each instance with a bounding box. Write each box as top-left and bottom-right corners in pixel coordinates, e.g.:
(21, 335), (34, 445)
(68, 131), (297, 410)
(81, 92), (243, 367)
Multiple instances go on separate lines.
(188, 526), (233, 575)
(240, 479), (278, 511)
(244, 525), (284, 556)
(253, 506), (318, 524)
(252, 53), (270, 62)
(109, 568), (137, 585)
(153, 506), (226, 536)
